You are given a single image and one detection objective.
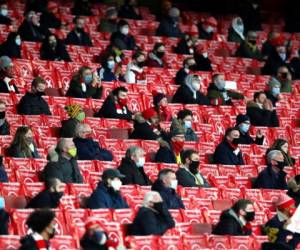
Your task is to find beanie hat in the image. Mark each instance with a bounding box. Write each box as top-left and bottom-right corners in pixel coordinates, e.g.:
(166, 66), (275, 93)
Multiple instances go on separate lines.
(170, 127), (185, 137)
(204, 16), (218, 27)
(168, 7), (180, 18)
(85, 216), (104, 230)
(152, 90), (166, 107)
(65, 104), (82, 118)
(236, 114), (250, 125)
(0, 56), (12, 70)
(106, 7), (117, 18)
(268, 77), (281, 88)
(275, 193), (295, 210)
(142, 108), (158, 120)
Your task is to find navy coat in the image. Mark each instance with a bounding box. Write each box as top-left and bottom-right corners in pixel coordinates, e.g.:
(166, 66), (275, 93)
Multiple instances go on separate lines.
(155, 145), (177, 164)
(213, 140), (245, 165)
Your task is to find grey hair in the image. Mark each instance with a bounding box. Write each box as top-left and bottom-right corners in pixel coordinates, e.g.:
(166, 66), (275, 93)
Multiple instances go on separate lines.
(57, 138), (72, 153)
(75, 123), (86, 137)
(267, 150), (282, 164)
(125, 146), (143, 158)
(143, 191), (160, 207)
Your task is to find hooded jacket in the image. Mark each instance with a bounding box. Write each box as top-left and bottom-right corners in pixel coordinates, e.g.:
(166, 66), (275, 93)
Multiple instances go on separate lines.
(18, 20), (50, 42)
(0, 35), (21, 58)
(66, 79), (102, 99)
(40, 40), (71, 61)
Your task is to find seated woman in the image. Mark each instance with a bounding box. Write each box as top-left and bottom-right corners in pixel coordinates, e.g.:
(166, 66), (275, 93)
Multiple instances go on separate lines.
(267, 139), (295, 166)
(97, 53), (122, 82)
(7, 126), (40, 158)
(146, 43), (167, 68)
(0, 32), (22, 58)
(66, 66), (102, 99)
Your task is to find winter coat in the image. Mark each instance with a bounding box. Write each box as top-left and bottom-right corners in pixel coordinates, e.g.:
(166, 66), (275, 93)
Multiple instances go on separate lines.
(235, 41), (263, 60)
(156, 17), (184, 38)
(110, 31), (137, 50)
(17, 92), (51, 115)
(0, 78), (19, 93)
(176, 167), (210, 188)
(40, 42), (71, 61)
(65, 29), (93, 47)
(26, 189), (61, 209)
(7, 144), (40, 159)
(207, 83), (244, 105)
(60, 118), (80, 138)
(18, 20), (50, 42)
(236, 128), (264, 145)
(174, 68), (188, 85)
(172, 84), (210, 105)
(213, 140), (245, 165)
(66, 79), (102, 99)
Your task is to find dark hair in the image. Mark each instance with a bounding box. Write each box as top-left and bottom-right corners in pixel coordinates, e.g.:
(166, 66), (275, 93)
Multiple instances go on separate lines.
(158, 168), (175, 180)
(6, 32), (19, 43)
(269, 138), (294, 166)
(117, 19), (129, 28)
(112, 86), (128, 96)
(153, 42), (165, 51)
(26, 210), (55, 233)
(72, 66), (91, 82)
(183, 57), (194, 66)
(132, 50), (145, 60)
(45, 178), (59, 190)
(253, 91), (265, 101)
(177, 109), (193, 120)
(73, 16), (83, 24)
(181, 149), (198, 164)
(32, 76), (46, 88)
(232, 199), (253, 214)
(225, 127), (239, 137)
(212, 73), (223, 82)
(9, 126), (32, 157)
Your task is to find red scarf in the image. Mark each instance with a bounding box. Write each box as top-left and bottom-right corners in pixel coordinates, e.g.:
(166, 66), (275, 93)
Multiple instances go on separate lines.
(32, 233), (49, 250)
(171, 141), (184, 155)
(242, 222), (252, 235)
(227, 140), (238, 150)
(131, 69), (146, 83)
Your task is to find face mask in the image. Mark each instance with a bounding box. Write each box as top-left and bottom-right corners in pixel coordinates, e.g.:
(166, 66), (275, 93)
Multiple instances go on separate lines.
(236, 24), (244, 33)
(118, 97), (127, 107)
(15, 38), (21, 46)
(205, 26), (214, 33)
(83, 75), (93, 84)
(136, 157), (145, 168)
(275, 161), (285, 171)
(156, 51), (165, 58)
(192, 81), (200, 91)
(202, 52), (208, 58)
(91, 231), (107, 245)
(170, 179), (178, 190)
(189, 160), (199, 174)
(137, 61), (145, 68)
(232, 138), (240, 146)
(239, 123), (250, 133)
(107, 60), (115, 69)
(171, 140), (184, 153)
(272, 87), (280, 96)
(36, 91), (45, 97)
(278, 52), (286, 61)
(216, 80), (226, 90)
(120, 26), (129, 35)
(75, 112), (85, 122)
(111, 179), (122, 191)
(188, 64), (197, 71)
(153, 201), (164, 213)
(68, 147), (77, 158)
(0, 9), (8, 16)
(0, 111), (5, 119)
(184, 120), (192, 129)
(244, 211), (255, 222)
(25, 137), (34, 145)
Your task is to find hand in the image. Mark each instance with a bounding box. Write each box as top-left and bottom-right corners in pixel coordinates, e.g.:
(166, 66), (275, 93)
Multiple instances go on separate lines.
(115, 64), (122, 76)
(256, 129), (263, 138)
(283, 218), (292, 229)
(92, 73), (101, 88)
(263, 99), (273, 111)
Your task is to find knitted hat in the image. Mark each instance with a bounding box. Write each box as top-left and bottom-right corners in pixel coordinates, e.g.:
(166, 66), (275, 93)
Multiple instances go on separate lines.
(152, 90), (166, 107)
(85, 216), (104, 230)
(170, 127), (185, 137)
(106, 7), (117, 18)
(275, 193), (295, 210)
(168, 7), (180, 18)
(236, 114), (250, 125)
(204, 16), (218, 27)
(65, 104), (82, 118)
(142, 108), (158, 120)
(268, 77), (281, 88)
(0, 56), (13, 70)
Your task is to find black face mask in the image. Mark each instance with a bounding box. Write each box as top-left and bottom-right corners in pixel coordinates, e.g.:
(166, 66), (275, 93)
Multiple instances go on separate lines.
(0, 111), (5, 119)
(137, 61), (145, 68)
(244, 211), (255, 222)
(156, 51), (165, 58)
(76, 27), (84, 33)
(275, 161), (286, 171)
(189, 64), (197, 71)
(232, 138), (240, 146)
(281, 72), (288, 79)
(248, 40), (256, 45)
(36, 91), (45, 97)
(189, 160), (200, 174)
(153, 201), (164, 213)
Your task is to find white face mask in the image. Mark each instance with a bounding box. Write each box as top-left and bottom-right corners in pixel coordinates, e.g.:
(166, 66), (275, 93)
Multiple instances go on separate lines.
(189, 48), (194, 54)
(107, 60), (115, 69)
(120, 26), (129, 35)
(110, 179), (122, 191)
(202, 52), (208, 58)
(216, 79), (226, 90)
(205, 26), (214, 33)
(15, 38), (21, 46)
(192, 81), (200, 91)
(136, 157), (145, 167)
(236, 24), (244, 33)
(0, 9), (8, 17)
(279, 52), (286, 61)
(170, 179), (178, 190)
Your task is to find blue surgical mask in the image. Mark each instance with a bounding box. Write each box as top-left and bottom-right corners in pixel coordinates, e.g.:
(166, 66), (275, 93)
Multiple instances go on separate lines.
(0, 197), (5, 209)
(272, 87), (280, 96)
(15, 38), (21, 46)
(83, 75), (93, 84)
(278, 52), (286, 61)
(239, 123), (250, 133)
(184, 120), (192, 129)
(107, 60), (115, 69)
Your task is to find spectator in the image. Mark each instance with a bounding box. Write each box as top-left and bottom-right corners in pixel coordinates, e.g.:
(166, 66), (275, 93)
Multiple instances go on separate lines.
(235, 31), (263, 60)
(265, 77), (281, 106)
(235, 114), (264, 145)
(61, 104), (86, 138)
(174, 57), (197, 85)
(174, 34), (198, 55)
(95, 87), (133, 120)
(72, 0), (92, 16)
(17, 77), (51, 115)
(100, 44), (125, 65)
(261, 31), (281, 59)
(172, 74), (210, 105)
(290, 49), (300, 80)
(130, 108), (166, 141)
(207, 73), (244, 106)
(237, 0), (261, 32)
(171, 109), (198, 142)
(18, 10), (50, 42)
(156, 7), (183, 38)
(267, 139), (295, 166)
(87, 169), (129, 209)
(155, 127), (185, 164)
(118, 146), (152, 186)
(0, 32), (22, 58)
(152, 91), (171, 122)
(0, 56), (19, 93)
(19, 210), (55, 250)
(253, 150), (287, 190)
(228, 17), (245, 44)
(246, 91), (279, 127)
(118, 0), (142, 20)
(110, 20), (137, 50)
(263, 194), (300, 250)
(0, 156), (8, 182)
(198, 16), (218, 40)
(152, 168), (184, 209)
(213, 199), (255, 235)
(0, 3), (11, 25)
(213, 127), (245, 165)
(7, 126), (40, 158)
(128, 191), (175, 235)
(176, 149), (210, 187)
(27, 178), (64, 209)
(40, 1), (61, 29)
(0, 100), (9, 135)
(73, 123), (113, 161)
(98, 7), (118, 33)
(125, 50), (147, 84)
(66, 66), (102, 99)
(40, 34), (71, 61)
(287, 175), (300, 206)
(0, 196), (9, 234)
(194, 43), (213, 71)
(65, 16), (93, 46)
(276, 66), (293, 93)
(42, 138), (83, 183)
(98, 53), (121, 82)
(147, 43), (166, 68)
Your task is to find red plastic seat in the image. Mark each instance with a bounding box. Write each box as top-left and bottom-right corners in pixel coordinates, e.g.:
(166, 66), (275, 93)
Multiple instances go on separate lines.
(59, 195), (79, 210)
(89, 209), (114, 223)
(113, 209), (135, 224)
(64, 209), (89, 225)
(0, 182), (21, 196)
(221, 188), (244, 201)
(50, 235), (77, 250)
(159, 236), (184, 250)
(0, 235), (20, 250)
(15, 169), (39, 183)
(125, 236), (159, 250)
(230, 236), (254, 250)
(182, 209), (205, 224)
(68, 183), (93, 197)
(183, 234), (209, 249)
(22, 182), (44, 198)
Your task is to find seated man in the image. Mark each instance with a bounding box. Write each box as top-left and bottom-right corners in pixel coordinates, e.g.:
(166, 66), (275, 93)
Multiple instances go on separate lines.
(213, 127), (245, 165)
(155, 128), (185, 164)
(65, 16), (92, 46)
(198, 16), (218, 40)
(17, 77), (51, 115)
(253, 150), (288, 190)
(118, 146), (152, 186)
(174, 57), (197, 86)
(87, 169), (129, 209)
(27, 178), (64, 209)
(151, 168), (184, 209)
(95, 87), (133, 121)
(207, 73), (244, 106)
(265, 77), (282, 107)
(0, 56), (19, 93)
(246, 91), (279, 127)
(235, 114), (264, 145)
(235, 31), (263, 60)
(275, 66), (293, 93)
(176, 149), (210, 188)
(73, 123), (113, 161)
(128, 191), (175, 235)
(42, 138), (83, 183)
(0, 100), (9, 135)
(213, 199), (255, 235)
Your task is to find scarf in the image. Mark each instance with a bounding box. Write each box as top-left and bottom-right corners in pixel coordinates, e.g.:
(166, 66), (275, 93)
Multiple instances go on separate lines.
(32, 232), (49, 250)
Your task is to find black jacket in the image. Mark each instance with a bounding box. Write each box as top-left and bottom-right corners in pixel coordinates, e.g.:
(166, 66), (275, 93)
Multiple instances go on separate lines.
(0, 15), (11, 25)
(213, 140), (245, 165)
(0, 120), (9, 135)
(238, 1), (262, 32)
(227, 27), (244, 44)
(151, 179), (184, 209)
(40, 11), (61, 29)
(95, 95), (132, 121)
(287, 189), (300, 207)
(60, 118), (79, 138)
(40, 42), (71, 61)
(128, 205), (175, 236)
(172, 84), (210, 105)
(198, 24), (213, 40)
(0, 209), (9, 235)
(72, 0), (92, 16)
(236, 129), (264, 145)
(0, 40), (21, 58)
(174, 39), (192, 55)
(130, 121), (161, 140)
(156, 17), (184, 38)
(194, 53), (213, 71)
(80, 232), (108, 250)
(262, 40), (276, 58)
(66, 80), (102, 99)
(176, 167), (210, 188)
(213, 209), (251, 236)
(42, 156), (83, 183)
(235, 41), (263, 60)
(155, 145), (177, 164)
(253, 165), (288, 190)
(17, 92), (51, 115)
(174, 68), (188, 85)
(262, 50), (290, 76)
(7, 144), (40, 159)
(290, 57), (300, 79)
(265, 90), (279, 107)
(65, 29), (93, 47)
(118, 4), (142, 20)
(110, 31), (137, 51)
(19, 235), (42, 250)
(26, 189), (61, 209)
(18, 20), (50, 42)
(0, 79), (19, 93)
(118, 158), (152, 186)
